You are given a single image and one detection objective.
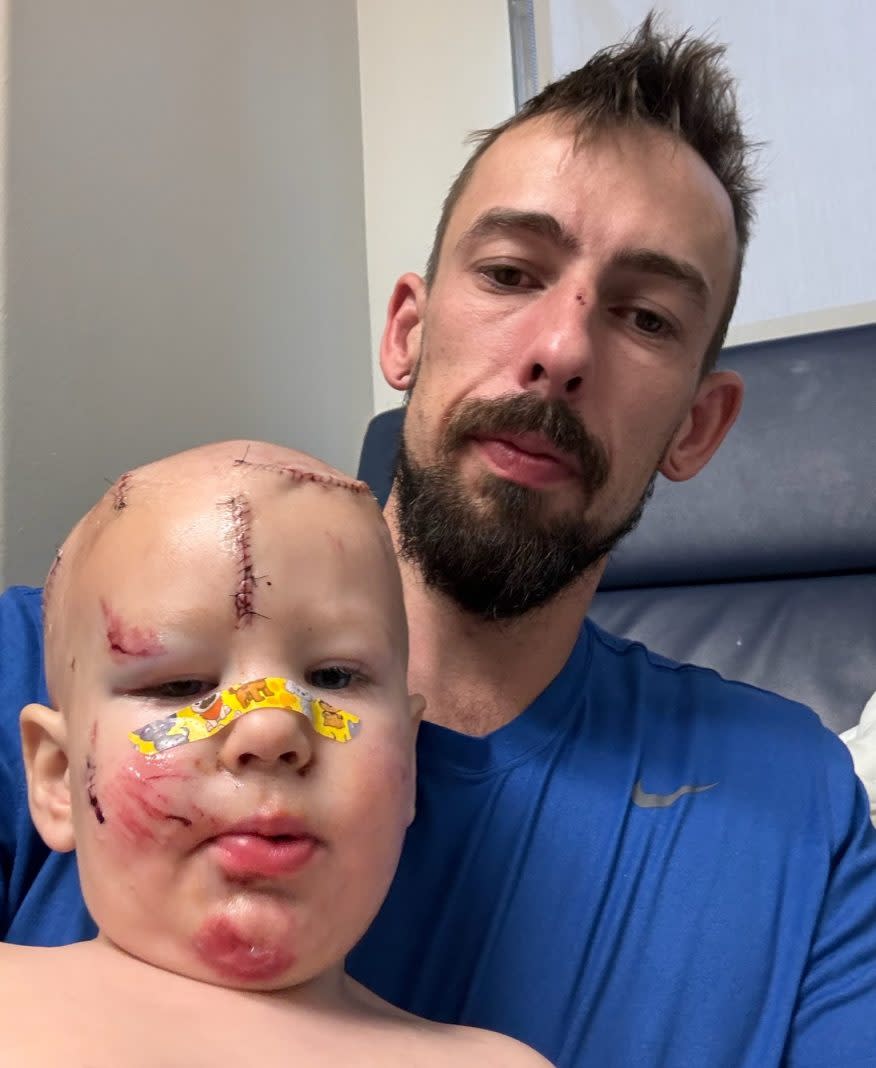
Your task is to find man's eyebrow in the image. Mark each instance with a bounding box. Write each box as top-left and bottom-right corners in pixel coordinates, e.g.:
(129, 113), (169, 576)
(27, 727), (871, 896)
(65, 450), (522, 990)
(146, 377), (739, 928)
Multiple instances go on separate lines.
(457, 208), (581, 255)
(612, 247), (710, 307)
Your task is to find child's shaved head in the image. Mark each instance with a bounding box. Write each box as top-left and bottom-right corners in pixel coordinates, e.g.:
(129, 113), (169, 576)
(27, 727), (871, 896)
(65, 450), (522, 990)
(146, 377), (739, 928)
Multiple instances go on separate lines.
(43, 440), (400, 709)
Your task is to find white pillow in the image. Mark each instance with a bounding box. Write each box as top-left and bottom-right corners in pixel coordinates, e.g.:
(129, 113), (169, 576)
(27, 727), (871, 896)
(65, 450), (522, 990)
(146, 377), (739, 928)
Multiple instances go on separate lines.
(841, 692), (876, 827)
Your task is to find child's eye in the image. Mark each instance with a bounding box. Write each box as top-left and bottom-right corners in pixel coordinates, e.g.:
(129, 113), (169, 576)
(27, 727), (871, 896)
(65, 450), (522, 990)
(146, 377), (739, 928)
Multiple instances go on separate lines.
(307, 666), (355, 691)
(136, 679), (214, 702)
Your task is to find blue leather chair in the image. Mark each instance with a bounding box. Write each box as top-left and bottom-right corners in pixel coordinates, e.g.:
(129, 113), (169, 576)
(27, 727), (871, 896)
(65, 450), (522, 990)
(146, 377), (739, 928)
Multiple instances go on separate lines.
(358, 323), (876, 733)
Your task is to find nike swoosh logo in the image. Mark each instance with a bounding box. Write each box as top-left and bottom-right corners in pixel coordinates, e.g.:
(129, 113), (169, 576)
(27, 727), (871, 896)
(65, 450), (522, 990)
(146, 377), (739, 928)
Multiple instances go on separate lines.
(631, 779), (718, 809)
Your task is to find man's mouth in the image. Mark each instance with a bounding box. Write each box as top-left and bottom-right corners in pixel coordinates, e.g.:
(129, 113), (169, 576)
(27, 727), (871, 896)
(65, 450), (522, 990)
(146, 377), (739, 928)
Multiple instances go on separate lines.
(470, 432), (581, 488)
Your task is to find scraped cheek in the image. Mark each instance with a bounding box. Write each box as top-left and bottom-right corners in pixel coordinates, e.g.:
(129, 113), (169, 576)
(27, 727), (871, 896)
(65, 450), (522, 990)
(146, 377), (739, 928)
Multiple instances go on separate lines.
(85, 755), (105, 825)
(84, 722), (106, 825)
(98, 751), (207, 846)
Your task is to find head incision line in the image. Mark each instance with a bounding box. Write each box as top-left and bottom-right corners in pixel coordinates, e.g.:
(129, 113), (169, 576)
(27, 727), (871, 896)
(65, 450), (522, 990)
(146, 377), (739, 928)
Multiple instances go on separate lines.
(41, 441), (387, 704)
(232, 451), (373, 497)
(44, 449), (375, 612)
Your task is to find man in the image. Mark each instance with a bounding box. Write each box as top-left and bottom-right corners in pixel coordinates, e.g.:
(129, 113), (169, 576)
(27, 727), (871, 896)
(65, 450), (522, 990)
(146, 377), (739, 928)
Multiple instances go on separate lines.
(2, 16), (875, 1068)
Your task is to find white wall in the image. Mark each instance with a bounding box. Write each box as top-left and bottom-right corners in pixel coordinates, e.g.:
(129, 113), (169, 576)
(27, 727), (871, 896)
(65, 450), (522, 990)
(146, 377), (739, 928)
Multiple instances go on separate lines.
(4, 1), (373, 586)
(357, 0), (516, 414)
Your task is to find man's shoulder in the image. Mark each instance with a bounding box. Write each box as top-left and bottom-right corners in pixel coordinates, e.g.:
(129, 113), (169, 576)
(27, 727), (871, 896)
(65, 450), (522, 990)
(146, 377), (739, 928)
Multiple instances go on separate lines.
(0, 584), (44, 628)
(586, 617), (825, 727)
(581, 618), (856, 807)
(0, 585), (45, 658)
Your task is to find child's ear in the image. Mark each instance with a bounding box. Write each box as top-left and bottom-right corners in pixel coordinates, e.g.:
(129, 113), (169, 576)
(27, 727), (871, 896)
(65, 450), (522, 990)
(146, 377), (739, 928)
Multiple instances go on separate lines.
(20, 703), (76, 853)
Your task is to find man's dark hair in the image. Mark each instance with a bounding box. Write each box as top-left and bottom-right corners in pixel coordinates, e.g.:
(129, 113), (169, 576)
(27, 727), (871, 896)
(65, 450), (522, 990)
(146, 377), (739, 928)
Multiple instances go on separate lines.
(424, 12), (759, 372)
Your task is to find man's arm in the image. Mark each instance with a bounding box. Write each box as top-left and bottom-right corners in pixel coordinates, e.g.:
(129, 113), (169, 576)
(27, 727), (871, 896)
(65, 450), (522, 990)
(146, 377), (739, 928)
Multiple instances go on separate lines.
(783, 732), (876, 1067)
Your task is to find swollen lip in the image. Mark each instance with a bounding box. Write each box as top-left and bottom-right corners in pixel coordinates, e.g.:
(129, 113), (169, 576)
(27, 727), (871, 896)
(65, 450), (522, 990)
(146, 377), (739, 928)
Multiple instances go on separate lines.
(210, 832), (320, 879)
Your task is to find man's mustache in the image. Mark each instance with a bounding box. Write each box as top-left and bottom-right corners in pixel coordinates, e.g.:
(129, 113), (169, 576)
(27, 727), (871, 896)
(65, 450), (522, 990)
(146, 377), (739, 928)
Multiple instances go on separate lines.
(442, 392), (609, 491)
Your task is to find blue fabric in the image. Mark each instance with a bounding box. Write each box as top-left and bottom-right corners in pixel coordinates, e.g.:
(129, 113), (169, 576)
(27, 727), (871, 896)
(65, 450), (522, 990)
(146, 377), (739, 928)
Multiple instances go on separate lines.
(348, 625), (876, 1067)
(3, 586), (876, 1066)
(0, 587), (96, 945)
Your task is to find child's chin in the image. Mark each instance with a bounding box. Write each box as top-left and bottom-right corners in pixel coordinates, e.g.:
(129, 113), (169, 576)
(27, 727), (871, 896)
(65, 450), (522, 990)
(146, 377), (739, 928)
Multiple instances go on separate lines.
(191, 911), (298, 986)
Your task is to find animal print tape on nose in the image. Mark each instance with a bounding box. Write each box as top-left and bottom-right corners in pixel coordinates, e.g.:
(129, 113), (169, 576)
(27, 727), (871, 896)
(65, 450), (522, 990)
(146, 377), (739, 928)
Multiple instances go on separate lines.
(128, 676), (360, 757)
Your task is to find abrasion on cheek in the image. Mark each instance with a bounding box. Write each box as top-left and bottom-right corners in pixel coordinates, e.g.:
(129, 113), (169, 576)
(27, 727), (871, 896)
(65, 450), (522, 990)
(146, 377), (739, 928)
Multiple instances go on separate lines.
(100, 753), (202, 846)
(84, 755), (105, 825)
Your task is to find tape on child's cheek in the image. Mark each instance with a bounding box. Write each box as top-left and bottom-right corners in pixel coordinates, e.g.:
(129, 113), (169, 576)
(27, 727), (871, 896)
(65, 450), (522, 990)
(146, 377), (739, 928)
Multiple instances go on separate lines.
(128, 676), (361, 757)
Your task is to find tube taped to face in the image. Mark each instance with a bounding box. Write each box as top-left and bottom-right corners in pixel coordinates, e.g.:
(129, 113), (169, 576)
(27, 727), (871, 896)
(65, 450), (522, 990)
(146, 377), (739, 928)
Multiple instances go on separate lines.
(129, 677), (361, 757)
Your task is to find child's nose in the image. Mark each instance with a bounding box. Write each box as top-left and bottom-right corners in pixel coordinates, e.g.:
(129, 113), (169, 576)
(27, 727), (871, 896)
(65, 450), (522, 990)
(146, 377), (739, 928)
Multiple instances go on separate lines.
(217, 706), (314, 773)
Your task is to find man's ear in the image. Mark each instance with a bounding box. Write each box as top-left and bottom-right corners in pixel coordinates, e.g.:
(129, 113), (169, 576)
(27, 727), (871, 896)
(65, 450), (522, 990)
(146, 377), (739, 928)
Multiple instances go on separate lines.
(20, 703), (76, 853)
(380, 273), (427, 392)
(659, 370), (744, 482)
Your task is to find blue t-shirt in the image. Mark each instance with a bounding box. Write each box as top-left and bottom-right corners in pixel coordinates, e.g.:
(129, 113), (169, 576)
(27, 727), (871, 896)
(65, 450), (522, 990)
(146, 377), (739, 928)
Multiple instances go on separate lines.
(3, 585), (876, 1067)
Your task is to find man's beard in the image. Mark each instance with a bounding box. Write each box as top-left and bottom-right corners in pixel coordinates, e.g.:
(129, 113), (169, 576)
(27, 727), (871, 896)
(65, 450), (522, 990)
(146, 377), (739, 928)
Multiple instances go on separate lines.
(393, 392), (655, 621)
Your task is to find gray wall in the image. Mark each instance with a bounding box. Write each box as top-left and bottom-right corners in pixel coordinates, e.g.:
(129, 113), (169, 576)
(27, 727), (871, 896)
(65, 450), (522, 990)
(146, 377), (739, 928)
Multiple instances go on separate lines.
(4, 1), (373, 586)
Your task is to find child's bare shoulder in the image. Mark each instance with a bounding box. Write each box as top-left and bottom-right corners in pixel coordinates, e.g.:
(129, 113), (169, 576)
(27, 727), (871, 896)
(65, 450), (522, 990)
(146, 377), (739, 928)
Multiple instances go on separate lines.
(0, 942), (65, 996)
(0, 944), (84, 1058)
(439, 1024), (553, 1066)
(347, 979), (553, 1066)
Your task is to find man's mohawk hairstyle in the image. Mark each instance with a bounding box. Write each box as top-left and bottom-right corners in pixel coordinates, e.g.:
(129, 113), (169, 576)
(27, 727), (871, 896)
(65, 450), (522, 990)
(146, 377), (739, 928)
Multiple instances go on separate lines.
(516, 12), (758, 253)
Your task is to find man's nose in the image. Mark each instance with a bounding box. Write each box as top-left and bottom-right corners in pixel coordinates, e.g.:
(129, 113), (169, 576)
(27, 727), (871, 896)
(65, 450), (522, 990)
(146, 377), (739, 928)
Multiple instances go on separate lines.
(217, 706), (314, 774)
(517, 286), (595, 400)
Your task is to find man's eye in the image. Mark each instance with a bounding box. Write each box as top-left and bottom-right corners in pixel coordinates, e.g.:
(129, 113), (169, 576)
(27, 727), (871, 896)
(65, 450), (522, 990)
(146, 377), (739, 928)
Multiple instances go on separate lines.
(308, 666), (355, 691)
(631, 308), (671, 336)
(481, 265), (535, 289)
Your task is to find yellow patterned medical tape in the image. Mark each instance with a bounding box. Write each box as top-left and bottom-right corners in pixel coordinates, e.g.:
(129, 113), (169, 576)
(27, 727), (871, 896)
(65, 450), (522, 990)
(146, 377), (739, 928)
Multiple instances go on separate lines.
(129, 676), (361, 757)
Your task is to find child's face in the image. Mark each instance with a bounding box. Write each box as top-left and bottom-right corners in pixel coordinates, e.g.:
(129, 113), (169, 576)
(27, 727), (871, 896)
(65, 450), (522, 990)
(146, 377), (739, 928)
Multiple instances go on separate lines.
(42, 449), (419, 989)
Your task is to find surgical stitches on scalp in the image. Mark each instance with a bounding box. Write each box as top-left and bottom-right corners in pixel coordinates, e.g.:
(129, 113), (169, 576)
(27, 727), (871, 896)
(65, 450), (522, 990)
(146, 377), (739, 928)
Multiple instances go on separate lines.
(43, 446), (381, 641)
(233, 448), (372, 497)
(112, 472), (132, 512)
(225, 493), (259, 627)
